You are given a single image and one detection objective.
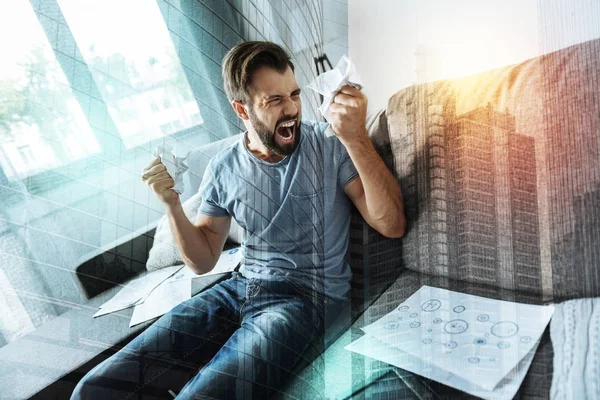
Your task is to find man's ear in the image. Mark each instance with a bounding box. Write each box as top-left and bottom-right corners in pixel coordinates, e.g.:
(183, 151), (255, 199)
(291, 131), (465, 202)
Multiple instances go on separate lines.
(232, 101), (250, 121)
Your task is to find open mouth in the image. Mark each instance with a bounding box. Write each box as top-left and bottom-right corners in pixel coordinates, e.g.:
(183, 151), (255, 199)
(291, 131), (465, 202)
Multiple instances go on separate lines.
(276, 119), (296, 143)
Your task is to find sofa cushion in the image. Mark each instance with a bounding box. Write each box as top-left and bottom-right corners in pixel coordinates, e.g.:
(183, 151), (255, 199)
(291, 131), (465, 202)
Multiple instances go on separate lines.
(183, 134), (242, 200)
(386, 38), (600, 299)
(366, 108), (390, 149)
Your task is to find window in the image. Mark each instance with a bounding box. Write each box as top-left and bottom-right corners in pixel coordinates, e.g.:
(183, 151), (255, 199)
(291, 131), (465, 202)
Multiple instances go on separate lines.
(58, 0), (201, 148)
(0, 2), (100, 182)
(17, 145), (34, 165)
(0, 0), (231, 349)
(0, 4), (324, 388)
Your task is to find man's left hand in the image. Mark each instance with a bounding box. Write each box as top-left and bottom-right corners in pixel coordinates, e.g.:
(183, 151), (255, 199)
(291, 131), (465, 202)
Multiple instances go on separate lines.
(327, 85), (368, 143)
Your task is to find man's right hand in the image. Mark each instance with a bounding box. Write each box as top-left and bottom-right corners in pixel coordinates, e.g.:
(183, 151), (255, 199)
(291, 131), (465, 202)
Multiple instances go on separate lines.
(141, 157), (179, 206)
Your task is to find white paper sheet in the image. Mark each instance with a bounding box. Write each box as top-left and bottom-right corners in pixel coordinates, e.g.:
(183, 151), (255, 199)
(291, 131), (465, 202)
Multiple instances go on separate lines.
(345, 333), (540, 400)
(153, 143), (188, 194)
(306, 55), (363, 137)
(129, 277), (191, 327)
(360, 286), (554, 391)
(93, 265), (182, 318)
(129, 248), (242, 327)
(165, 247), (242, 283)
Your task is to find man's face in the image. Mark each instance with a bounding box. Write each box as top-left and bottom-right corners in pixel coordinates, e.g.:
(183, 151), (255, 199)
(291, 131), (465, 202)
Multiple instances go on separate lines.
(246, 66), (302, 156)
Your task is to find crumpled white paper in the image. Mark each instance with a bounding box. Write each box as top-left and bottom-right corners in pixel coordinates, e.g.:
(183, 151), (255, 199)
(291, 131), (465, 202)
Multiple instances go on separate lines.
(153, 144), (188, 194)
(307, 55), (364, 137)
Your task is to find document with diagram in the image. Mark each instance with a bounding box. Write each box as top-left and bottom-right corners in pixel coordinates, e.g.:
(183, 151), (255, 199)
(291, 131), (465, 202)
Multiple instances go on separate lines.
(346, 333), (540, 400)
(358, 286), (554, 391)
(93, 265), (181, 318)
(128, 248), (242, 327)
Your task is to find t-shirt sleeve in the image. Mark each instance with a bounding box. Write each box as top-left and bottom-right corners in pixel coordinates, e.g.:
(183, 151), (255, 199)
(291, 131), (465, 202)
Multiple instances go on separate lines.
(338, 144), (359, 188)
(197, 161), (230, 217)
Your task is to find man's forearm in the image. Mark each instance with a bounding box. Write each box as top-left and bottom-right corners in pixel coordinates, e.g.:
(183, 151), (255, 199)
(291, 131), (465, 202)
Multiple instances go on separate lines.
(165, 202), (217, 274)
(342, 132), (405, 235)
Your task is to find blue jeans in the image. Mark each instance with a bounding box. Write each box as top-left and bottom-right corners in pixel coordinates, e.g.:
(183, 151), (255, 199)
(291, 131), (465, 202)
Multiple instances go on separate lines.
(71, 272), (349, 399)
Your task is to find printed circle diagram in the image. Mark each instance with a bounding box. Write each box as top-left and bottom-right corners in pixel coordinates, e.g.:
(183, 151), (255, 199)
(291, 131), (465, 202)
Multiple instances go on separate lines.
(410, 313), (419, 318)
(473, 338), (487, 345)
(453, 305), (466, 313)
(497, 341), (510, 349)
(444, 319), (469, 334)
(468, 357), (480, 364)
(410, 322), (421, 328)
(433, 318), (443, 324)
(445, 341), (458, 349)
(397, 305), (409, 312)
(385, 321), (400, 330)
(422, 338), (433, 344)
(477, 314), (490, 322)
(491, 321), (519, 338)
(520, 336), (532, 344)
(421, 299), (442, 312)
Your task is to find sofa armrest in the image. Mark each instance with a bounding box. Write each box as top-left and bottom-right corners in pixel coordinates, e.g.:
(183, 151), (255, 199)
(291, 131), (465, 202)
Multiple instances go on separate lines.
(0, 284), (152, 400)
(5, 269), (232, 400)
(75, 229), (156, 299)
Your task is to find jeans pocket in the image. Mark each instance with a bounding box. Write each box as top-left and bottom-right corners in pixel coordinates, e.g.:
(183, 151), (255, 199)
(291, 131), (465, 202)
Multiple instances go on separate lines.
(246, 279), (260, 297)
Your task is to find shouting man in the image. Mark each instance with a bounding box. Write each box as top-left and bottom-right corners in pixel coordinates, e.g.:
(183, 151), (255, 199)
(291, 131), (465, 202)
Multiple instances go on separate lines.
(72, 41), (405, 399)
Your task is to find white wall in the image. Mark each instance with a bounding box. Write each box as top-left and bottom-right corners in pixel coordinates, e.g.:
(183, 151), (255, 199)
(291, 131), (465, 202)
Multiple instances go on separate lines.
(349, 0), (600, 111)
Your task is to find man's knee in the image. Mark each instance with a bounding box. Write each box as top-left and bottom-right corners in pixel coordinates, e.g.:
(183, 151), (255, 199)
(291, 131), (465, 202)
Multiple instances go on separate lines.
(70, 371), (100, 400)
(69, 355), (138, 400)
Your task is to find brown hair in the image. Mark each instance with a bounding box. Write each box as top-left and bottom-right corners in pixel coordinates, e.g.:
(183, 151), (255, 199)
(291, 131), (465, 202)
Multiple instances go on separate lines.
(222, 41), (294, 103)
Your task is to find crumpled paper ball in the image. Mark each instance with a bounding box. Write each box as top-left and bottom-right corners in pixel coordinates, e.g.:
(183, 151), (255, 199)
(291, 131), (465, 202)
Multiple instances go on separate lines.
(307, 55), (364, 137)
(153, 143), (188, 194)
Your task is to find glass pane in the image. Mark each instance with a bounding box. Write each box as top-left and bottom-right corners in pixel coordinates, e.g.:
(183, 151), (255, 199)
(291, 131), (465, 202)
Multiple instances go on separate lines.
(57, 0), (203, 149)
(0, 1), (99, 182)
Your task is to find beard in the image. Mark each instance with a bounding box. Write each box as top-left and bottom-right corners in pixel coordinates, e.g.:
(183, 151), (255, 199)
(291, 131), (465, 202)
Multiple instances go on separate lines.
(247, 107), (301, 156)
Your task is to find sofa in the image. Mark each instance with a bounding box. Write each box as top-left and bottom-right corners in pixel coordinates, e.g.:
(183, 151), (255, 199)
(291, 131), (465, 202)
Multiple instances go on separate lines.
(279, 37), (600, 399)
(5, 37), (598, 399)
(131, 36), (600, 399)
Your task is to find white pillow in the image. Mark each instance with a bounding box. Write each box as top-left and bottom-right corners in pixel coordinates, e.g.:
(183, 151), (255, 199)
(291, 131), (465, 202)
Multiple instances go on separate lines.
(366, 109), (390, 149)
(146, 191), (244, 271)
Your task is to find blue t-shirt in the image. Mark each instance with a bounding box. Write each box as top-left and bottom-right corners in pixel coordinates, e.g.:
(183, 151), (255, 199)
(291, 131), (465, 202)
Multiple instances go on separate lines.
(198, 121), (359, 300)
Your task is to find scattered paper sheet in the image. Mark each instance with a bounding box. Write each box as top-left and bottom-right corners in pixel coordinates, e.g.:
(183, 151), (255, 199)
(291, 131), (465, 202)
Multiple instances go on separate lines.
(129, 248), (242, 327)
(166, 247), (242, 281)
(93, 265), (182, 318)
(307, 55), (363, 137)
(346, 334), (540, 400)
(359, 286), (554, 392)
(153, 143), (188, 194)
(129, 277), (191, 327)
